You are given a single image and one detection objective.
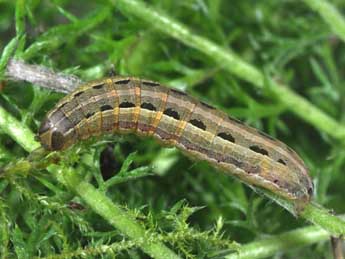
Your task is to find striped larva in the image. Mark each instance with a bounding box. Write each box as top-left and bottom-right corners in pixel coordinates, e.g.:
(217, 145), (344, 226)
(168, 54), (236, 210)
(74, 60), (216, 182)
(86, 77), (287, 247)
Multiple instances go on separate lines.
(38, 76), (313, 208)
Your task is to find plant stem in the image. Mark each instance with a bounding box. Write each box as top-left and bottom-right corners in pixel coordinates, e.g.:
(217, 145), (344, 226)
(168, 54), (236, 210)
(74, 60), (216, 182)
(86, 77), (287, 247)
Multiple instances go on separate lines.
(303, 0), (345, 43)
(0, 37), (19, 78)
(0, 199), (10, 259)
(6, 59), (82, 93)
(112, 0), (345, 142)
(0, 106), (40, 152)
(302, 202), (345, 237)
(225, 225), (329, 259)
(264, 191), (345, 237)
(59, 165), (180, 259)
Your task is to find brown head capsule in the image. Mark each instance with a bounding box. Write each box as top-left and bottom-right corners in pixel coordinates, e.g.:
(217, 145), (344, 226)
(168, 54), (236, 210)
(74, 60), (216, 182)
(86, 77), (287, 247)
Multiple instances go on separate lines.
(38, 76), (313, 210)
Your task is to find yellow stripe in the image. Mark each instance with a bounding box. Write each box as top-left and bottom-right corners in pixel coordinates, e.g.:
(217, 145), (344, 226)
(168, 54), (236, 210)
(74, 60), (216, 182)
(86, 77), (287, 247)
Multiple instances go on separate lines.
(174, 102), (196, 145)
(149, 90), (168, 135)
(209, 114), (223, 150)
(134, 80), (141, 129)
(109, 78), (120, 131)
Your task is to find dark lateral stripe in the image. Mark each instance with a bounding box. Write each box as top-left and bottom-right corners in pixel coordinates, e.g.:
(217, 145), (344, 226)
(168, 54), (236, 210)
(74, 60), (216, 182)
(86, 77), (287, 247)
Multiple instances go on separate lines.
(170, 88), (187, 96)
(119, 121), (136, 129)
(200, 101), (215, 110)
(179, 137), (210, 156)
(257, 130), (276, 141)
(179, 137), (235, 165)
(179, 137), (259, 174)
(142, 81), (160, 87)
(227, 115), (244, 125)
(155, 128), (175, 140)
(137, 123), (153, 132)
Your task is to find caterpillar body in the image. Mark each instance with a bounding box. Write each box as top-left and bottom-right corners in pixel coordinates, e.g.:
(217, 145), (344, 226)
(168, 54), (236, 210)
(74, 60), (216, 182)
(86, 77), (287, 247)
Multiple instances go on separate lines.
(38, 76), (313, 207)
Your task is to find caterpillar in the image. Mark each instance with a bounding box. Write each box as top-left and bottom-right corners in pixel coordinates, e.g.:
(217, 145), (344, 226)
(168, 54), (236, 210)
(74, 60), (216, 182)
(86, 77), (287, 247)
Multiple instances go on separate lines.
(38, 76), (313, 208)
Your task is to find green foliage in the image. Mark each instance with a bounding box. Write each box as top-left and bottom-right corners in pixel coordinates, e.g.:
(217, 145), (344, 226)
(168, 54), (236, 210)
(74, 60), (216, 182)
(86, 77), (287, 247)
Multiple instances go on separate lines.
(1, 0), (345, 258)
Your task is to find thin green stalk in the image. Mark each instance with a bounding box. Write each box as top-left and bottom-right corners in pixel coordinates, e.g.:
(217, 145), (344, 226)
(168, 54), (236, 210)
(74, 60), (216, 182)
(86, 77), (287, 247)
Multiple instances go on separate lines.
(60, 165), (180, 259)
(0, 106), (40, 152)
(0, 199), (10, 259)
(0, 36), (18, 77)
(15, 0), (26, 37)
(303, 0), (345, 43)
(302, 202), (345, 236)
(225, 225), (329, 259)
(112, 0), (345, 142)
(263, 191), (345, 237)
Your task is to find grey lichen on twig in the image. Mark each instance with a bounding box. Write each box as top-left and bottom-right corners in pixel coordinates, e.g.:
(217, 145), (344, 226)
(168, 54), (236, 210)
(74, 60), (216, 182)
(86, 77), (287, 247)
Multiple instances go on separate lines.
(5, 59), (82, 93)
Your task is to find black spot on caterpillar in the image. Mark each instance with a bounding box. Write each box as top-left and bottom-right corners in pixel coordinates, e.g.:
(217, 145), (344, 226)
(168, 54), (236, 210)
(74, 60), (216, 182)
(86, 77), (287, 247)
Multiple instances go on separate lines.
(119, 101), (136, 108)
(92, 83), (105, 90)
(217, 132), (235, 143)
(115, 79), (130, 85)
(141, 102), (157, 111)
(249, 145), (269, 156)
(163, 108), (180, 120)
(189, 119), (206, 131)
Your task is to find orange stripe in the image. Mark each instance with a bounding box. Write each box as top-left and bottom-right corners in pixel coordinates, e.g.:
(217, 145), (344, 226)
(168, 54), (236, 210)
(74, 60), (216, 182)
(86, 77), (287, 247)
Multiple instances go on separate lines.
(134, 80), (141, 130)
(73, 92), (92, 138)
(108, 78), (119, 131)
(149, 89), (169, 136)
(209, 114), (224, 150)
(98, 110), (103, 135)
(173, 102), (196, 145)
